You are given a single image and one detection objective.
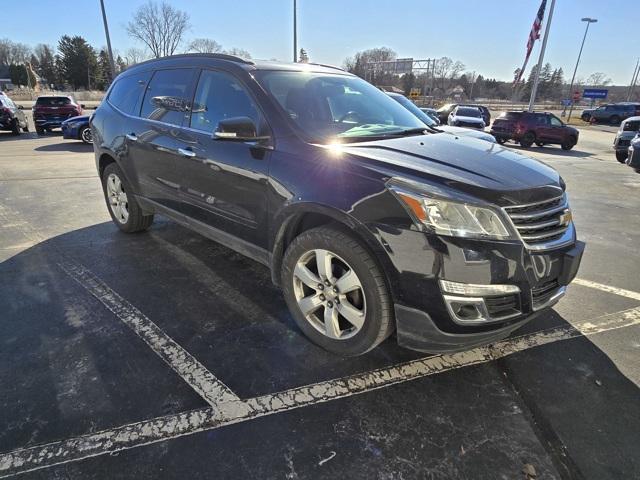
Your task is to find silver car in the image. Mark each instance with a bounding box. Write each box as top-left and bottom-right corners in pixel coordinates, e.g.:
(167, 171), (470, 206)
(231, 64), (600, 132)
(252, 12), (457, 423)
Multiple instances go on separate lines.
(614, 116), (640, 162)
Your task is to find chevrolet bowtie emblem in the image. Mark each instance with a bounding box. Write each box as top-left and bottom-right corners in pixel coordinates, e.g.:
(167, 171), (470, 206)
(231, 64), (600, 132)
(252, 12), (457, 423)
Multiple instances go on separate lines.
(558, 209), (572, 226)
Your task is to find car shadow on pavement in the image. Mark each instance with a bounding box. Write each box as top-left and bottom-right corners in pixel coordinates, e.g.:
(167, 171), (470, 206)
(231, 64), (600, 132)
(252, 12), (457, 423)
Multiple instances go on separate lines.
(34, 142), (93, 153)
(1, 220), (640, 478)
(509, 144), (592, 158)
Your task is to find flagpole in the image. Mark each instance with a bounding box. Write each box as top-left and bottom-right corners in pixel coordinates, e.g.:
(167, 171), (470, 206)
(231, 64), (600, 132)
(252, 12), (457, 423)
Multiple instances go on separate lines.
(528, 0), (555, 112)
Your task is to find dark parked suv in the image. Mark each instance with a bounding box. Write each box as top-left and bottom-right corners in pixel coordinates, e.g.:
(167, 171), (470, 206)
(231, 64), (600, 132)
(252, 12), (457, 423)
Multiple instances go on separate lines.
(32, 95), (83, 134)
(91, 54), (584, 356)
(491, 111), (579, 150)
(581, 103), (640, 125)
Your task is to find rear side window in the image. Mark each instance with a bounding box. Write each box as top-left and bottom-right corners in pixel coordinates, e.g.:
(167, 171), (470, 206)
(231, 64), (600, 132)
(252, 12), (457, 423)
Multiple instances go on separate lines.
(141, 68), (194, 126)
(189, 70), (265, 134)
(108, 72), (151, 116)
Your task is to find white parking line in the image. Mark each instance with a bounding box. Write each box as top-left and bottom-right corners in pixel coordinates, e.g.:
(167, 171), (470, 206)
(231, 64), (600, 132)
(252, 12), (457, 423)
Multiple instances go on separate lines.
(573, 278), (640, 302)
(57, 259), (240, 407)
(2, 304), (639, 478)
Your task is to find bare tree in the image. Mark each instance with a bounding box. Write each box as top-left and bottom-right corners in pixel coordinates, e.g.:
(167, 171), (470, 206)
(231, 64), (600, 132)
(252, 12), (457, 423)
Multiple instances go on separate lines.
(224, 47), (251, 59)
(126, 1), (190, 58)
(0, 39), (32, 65)
(585, 72), (611, 87)
(125, 47), (148, 65)
(188, 38), (222, 54)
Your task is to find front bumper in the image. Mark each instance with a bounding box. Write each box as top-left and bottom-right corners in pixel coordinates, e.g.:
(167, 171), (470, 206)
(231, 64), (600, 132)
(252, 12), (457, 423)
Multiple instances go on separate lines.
(61, 122), (81, 139)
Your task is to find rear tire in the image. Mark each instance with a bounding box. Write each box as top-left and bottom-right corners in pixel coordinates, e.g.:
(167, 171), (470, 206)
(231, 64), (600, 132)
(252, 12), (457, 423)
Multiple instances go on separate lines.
(281, 225), (394, 356)
(616, 151), (628, 163)
(536, 142), (544, 147)
(101, 163), (154, 233)
(36, 126), (44, 135)
(520, 131), (535, 148)
(581, 114), (590, 122)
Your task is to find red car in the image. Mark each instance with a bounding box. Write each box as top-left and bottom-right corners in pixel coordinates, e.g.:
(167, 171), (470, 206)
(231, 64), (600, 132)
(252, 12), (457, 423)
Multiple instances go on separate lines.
(32, 96), (83, 134)
(490, 111), (579, 150)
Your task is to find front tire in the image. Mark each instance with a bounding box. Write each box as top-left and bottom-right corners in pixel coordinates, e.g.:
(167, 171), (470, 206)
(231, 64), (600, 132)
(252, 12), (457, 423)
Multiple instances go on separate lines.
(80, 126), (93, 144)
(609, 115), (621, 125)
(281, 225), (393, 356)
(11, 119), (20, 136)
(101, 163), (154, 233)
(561, 136), (577, 151)
(616, 151), (628, 163)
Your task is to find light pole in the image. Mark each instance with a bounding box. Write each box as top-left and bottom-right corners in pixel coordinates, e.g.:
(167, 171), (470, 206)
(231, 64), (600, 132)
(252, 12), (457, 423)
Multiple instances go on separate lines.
(99, 0), (117, 80)
(565, 17), (597, 121)
(293, 0), (297, 62)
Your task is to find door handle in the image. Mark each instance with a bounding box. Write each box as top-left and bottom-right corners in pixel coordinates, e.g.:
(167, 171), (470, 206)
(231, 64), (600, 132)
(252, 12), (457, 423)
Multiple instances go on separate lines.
(178, 148), (196, 158)
(126, 133), (138, 141)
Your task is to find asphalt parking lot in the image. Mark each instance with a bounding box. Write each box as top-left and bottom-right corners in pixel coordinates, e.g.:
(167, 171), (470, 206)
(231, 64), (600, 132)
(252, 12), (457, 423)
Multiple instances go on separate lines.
(1, 124), (639, 479)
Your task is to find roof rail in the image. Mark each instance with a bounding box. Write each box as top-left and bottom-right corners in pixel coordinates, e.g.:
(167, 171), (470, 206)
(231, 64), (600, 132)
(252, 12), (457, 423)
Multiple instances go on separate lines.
(132, 53), (254, 68)
(307, 62), (345, 72)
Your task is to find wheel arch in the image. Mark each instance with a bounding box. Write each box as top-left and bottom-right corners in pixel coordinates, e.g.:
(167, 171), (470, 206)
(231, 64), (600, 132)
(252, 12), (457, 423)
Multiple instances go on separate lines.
(270, 204), (400, 302)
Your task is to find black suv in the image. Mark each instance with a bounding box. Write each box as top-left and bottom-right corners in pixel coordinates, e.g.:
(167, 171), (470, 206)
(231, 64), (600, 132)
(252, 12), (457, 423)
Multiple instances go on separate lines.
(91, 54), (584, 356)
(0, 94), (28, 135)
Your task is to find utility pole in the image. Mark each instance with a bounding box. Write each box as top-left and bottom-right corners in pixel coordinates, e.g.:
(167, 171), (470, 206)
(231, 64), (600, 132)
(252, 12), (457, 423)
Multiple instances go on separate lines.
(627, 58), (640, 101)
(565, 17), (597, 121)
(528, 0), (555, 112)
(100, 0), (117, 79)
(293, 0), (297, 62)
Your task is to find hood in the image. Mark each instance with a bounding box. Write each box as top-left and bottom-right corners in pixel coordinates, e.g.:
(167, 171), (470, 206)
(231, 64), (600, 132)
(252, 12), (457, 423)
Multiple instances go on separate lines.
(439, 125), (495, 143)
(63, 115), (89, 124)
(338, 133), (562, 206)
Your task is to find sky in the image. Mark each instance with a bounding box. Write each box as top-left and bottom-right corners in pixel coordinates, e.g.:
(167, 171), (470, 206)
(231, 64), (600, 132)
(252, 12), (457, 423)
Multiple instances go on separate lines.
(4, 0), (638, 85)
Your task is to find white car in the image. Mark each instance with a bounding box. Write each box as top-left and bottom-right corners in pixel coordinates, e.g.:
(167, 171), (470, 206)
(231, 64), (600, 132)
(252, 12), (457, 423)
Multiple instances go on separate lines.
(448, 106), (486, 129)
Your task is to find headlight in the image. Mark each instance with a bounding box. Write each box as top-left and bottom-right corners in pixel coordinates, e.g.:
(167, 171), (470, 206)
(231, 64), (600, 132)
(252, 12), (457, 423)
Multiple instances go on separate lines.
(389, 184), (512, 240)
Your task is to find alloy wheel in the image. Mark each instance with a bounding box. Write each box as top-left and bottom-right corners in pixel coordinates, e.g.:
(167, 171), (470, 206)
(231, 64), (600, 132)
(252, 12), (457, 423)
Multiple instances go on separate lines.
(81, 127), (93, 144)
(292, 249), (366, 340)
(106, 173), (129, 224)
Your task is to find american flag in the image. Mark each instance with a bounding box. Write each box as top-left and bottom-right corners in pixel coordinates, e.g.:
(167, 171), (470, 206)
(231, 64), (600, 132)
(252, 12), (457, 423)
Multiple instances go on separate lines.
(514, 0), (547, 85)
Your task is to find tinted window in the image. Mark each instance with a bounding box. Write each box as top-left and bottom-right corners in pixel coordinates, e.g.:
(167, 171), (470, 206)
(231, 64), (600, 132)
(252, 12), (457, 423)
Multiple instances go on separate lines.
(190, 70), (264, 133)
(36, 97), (71, 106)
(455, 107), (481, 117)
(498, 112), (523, 120)
(535, 114), (549, 126)
(108, 72), (151, 115)
(141, 69), (194, 126)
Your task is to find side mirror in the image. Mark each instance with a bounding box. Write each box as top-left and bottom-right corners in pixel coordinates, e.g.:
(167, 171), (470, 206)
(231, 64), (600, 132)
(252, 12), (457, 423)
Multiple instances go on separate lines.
(214, 116), (269, 142)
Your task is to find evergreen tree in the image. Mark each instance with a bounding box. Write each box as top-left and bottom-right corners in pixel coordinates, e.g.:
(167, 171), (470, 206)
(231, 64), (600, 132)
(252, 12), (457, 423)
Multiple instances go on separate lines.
(34, 44), (58, 87)
(57, 35), (98, 89)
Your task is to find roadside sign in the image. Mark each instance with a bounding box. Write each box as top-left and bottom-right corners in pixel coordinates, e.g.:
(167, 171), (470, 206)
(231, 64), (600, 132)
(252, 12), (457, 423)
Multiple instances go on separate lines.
(561, 99), (572, 106)
(582, 88), (608, 99)
(572, 91), (581, 101)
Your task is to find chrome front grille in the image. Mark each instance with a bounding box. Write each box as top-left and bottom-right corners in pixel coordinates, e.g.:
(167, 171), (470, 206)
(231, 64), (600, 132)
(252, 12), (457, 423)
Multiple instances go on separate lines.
(504, 194), (573, 249)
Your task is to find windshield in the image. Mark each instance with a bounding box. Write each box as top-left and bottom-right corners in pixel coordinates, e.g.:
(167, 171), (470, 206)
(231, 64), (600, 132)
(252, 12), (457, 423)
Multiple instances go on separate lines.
(256, 71), (427, 143)
(455, 107), (481, 118)
(388, 94), (437, 127)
